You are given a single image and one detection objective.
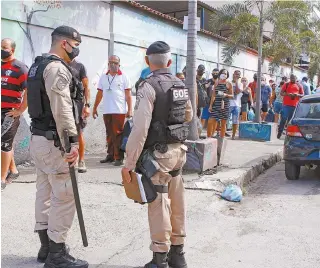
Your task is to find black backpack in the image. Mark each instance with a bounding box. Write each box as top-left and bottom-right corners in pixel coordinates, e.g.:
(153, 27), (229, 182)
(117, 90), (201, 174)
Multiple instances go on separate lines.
(197, 79), (208, 108)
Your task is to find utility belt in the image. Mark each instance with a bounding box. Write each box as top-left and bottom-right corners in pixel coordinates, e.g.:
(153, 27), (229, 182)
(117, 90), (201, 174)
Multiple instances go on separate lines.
(30, 127), (61, 148)
(135, 146), (182, 203)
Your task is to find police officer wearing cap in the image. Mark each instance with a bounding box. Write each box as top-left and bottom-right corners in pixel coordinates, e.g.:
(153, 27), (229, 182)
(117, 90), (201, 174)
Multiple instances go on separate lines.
(121, 41), (193, 268)
(27, 26), (88, 267)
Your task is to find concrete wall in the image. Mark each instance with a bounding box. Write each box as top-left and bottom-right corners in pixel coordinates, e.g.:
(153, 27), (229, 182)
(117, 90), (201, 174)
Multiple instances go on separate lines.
(1, 0), (309, 164)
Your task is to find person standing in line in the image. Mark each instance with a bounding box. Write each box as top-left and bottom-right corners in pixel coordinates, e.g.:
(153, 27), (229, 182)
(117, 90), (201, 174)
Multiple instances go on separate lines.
(273, 81), (284, 123)
(255, 76), (272, 122)
(240, 77), (253, 121)
(27, 26), (88, 267)
(208, 69), (234, 138)
(248, 73), (257, 111)
(69, 59), (91, 173)
(301, 77), (311, 96)
(195, 64), (207, 135)
(269, 79), (274, 87)
(202, 68), (219, 136)
(277, 74), (304, 139)
(229, 70), (243, 140)
(121, 41), (193, 268)
(93, 55), (132, 166)
(1, 38), (28, 191)
(176, 72), (185, 82)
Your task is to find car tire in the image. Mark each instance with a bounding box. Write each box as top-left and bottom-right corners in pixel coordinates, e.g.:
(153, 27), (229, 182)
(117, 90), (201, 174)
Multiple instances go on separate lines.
(285, 161), (301, 180)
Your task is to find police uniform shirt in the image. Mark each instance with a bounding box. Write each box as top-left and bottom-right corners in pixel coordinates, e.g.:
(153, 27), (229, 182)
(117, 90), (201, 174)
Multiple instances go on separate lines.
(124, 81), (193, 171)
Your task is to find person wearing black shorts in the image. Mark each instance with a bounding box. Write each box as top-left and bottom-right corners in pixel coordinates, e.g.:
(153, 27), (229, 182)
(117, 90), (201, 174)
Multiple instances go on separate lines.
(259, 76), (272, 121)
(1, 38), (28, 191)
(69, 59), (91, 173)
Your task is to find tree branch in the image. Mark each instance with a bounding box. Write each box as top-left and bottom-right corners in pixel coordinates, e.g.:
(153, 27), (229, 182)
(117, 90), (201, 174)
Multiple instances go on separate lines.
(17, 21), (28, 36)
(29, 6), (50, 17)
(256, 0), (262, 14)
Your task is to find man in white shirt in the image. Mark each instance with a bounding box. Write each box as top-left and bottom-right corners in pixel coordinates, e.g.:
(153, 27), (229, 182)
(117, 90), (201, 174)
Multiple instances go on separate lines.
(229, 70), (243, 139)
(93, 55), (132, 166)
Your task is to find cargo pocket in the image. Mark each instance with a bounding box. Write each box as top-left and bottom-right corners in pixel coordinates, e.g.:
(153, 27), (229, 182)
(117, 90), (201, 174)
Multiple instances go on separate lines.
(153, 150), (175, 172)
(51, 173), (70, 201)
(30, 138), (52, 167)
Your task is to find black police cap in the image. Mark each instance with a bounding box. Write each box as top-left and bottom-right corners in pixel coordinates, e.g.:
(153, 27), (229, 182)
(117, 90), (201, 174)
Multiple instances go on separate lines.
(146, 41), (170, 55)
(51, 25), (82, 43)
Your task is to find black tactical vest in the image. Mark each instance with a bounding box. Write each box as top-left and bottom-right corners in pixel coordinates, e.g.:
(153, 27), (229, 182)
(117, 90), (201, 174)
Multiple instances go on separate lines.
(144, 68), (190, 149)
(27, 54), (77, 131)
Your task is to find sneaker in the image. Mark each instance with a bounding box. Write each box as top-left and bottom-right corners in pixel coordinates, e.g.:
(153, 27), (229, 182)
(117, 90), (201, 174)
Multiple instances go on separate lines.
(1, 181), (6, 191)
(225, 132), (231, 137)
(114, 159), (124, 166)
(6, 171), (20, 184)
(78, 160), (87, 173)
(277, 132), (282, 139)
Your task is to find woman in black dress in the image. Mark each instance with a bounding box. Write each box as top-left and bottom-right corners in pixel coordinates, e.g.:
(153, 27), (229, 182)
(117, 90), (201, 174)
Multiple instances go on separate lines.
(208, 69), (234, 138)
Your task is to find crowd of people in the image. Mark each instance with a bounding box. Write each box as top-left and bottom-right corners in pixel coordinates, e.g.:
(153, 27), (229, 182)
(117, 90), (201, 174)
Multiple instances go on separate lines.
(176, 64), (319, 140)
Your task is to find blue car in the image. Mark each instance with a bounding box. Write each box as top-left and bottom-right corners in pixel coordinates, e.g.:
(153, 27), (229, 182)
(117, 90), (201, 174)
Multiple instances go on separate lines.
(283, 94), (320, 180)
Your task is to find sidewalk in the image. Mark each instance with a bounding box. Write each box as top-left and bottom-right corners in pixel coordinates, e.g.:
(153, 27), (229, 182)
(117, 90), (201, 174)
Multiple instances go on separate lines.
(183, 137), (283, 192)
(16, 136), (284, 191)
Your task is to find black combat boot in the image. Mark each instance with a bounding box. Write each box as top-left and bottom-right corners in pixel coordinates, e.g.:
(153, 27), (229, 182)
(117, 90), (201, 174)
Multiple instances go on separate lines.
(144, 252), (169, 268)
(168, 245), (188, 268)
(37, 230), (50, 263)
(44, 240), (88, 268)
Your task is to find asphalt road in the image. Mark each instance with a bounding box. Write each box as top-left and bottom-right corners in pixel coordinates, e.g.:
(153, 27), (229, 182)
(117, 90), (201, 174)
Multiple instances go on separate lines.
(1, 162), (320, 268)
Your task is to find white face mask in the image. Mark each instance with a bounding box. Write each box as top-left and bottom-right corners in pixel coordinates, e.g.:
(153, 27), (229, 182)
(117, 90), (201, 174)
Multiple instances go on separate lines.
(220, 74), (227, 80)
(261, 81), (266, 86)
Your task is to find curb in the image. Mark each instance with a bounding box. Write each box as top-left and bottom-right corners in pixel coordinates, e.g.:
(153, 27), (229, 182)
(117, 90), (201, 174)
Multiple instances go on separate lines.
(184, 148), (283, 191)
(236, 148), (283, 188)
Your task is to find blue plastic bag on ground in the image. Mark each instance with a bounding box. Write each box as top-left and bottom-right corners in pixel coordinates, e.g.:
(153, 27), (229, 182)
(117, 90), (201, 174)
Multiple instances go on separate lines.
(221, 184), (243, 202)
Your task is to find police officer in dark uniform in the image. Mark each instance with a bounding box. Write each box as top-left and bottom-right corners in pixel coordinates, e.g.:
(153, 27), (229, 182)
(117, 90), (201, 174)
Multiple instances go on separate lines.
(121, 41), (193, 268)
(27, 26), (88, 268)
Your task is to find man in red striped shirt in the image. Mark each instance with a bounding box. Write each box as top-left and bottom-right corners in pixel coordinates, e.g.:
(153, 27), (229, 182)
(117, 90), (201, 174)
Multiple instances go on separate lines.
(1, 38), (28, 191)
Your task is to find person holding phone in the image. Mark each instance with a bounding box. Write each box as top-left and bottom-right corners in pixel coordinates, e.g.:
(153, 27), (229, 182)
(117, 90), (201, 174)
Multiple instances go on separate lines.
(278, 74), (304, 139)
(208, 69), (234, 138)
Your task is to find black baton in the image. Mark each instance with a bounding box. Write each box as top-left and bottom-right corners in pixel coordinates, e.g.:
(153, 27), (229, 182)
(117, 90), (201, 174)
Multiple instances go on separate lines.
(63, 129), (88, 247)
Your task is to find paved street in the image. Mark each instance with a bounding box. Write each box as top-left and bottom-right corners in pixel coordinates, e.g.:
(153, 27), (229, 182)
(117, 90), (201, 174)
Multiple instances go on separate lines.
(1, 162), (320, 268)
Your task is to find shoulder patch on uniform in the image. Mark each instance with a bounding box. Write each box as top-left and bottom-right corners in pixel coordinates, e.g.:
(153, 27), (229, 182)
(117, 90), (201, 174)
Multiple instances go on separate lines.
(56, 69), (70, 91)
(134, 91), (144, 110)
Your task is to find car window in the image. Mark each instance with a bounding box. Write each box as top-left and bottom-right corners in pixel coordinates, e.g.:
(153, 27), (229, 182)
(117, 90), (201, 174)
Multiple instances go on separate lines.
(295, 102), (320, 119)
